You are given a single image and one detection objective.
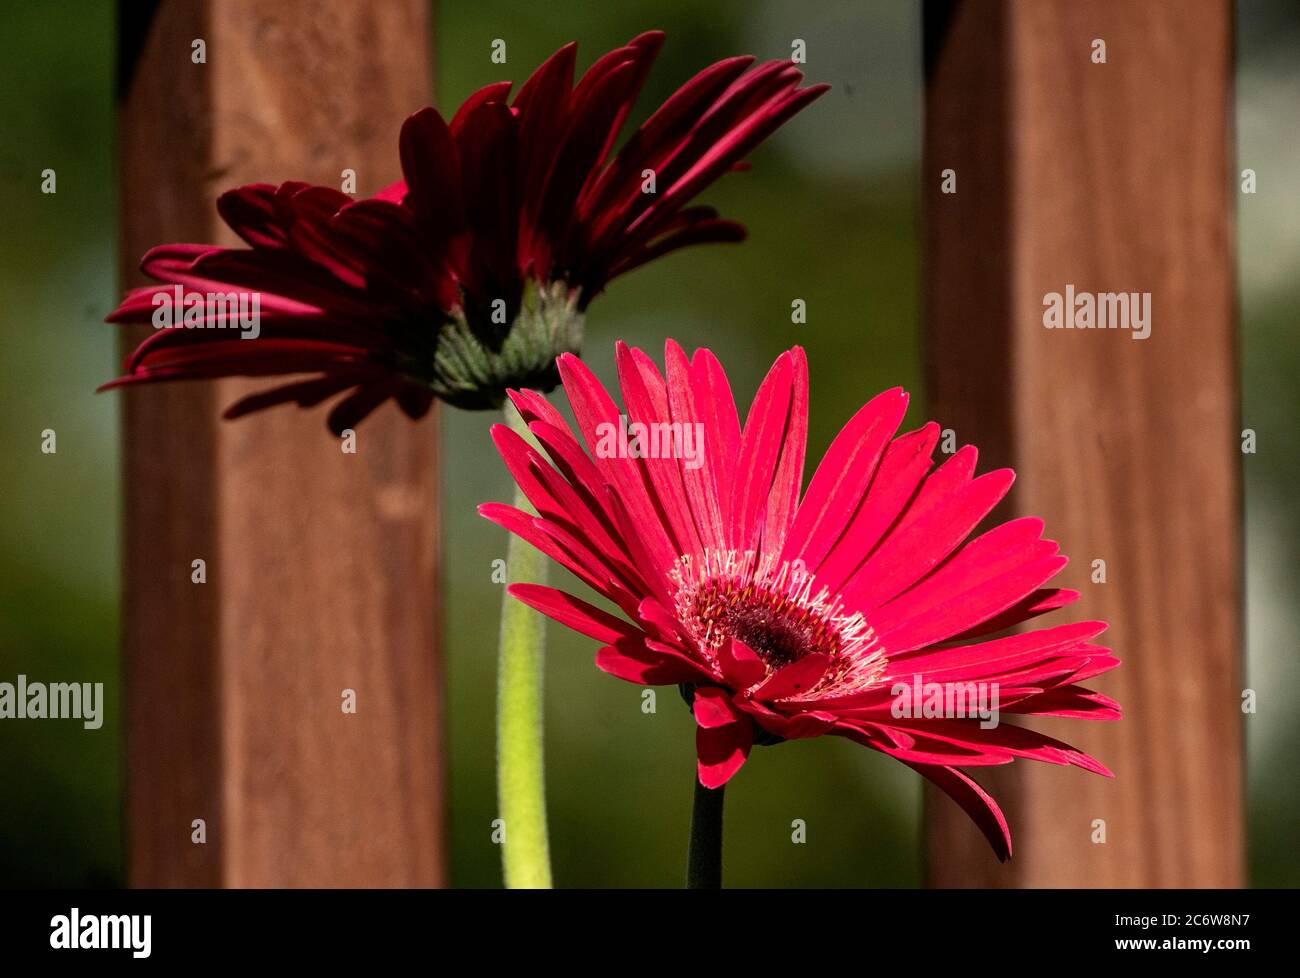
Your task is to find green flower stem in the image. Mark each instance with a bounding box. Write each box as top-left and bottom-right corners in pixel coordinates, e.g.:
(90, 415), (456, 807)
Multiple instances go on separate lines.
(686, 777), (726, 889)
(496, 401), (553, 888)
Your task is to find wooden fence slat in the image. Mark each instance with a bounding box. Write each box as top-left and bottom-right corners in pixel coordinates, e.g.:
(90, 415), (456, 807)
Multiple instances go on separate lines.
(119, 0), (444, 887)
(923, 0), (1242, 886)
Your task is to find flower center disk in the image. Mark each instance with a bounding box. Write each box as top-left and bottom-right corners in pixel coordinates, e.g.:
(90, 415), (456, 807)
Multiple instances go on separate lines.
(671, 549), (886, 694)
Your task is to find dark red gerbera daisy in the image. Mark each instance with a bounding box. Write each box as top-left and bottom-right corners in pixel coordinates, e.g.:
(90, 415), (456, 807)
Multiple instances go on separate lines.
(483, 341), (1122, 861)
(102, 32), (828, 427)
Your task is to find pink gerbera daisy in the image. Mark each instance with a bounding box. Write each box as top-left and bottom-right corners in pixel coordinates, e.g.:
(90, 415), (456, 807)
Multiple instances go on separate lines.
(483, 341), (1121, 862)
(102, 33), (827, 426)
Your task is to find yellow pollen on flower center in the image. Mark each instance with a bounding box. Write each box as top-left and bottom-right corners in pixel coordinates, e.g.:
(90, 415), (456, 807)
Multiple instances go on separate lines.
(670, 548), (886, 696)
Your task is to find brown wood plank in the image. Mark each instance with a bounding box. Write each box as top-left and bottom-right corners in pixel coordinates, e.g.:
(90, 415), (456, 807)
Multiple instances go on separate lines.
(922, 0), (1242, 887)
(119, 0), (444, 887)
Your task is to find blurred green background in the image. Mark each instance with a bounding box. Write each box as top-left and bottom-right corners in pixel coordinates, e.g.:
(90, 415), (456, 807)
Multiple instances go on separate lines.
(0, 0), (1294, 887)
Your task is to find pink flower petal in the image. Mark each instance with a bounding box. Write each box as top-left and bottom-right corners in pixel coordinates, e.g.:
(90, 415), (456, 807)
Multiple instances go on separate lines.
(814, 423), (941, 596)
(760, 346), (808, 561)
(902, 763), (1013, 862)
(730, 351), (794, 552)
(781, 386), (907, 570)
(597, 639), (708, 686)
(696, 717), (753, 788)
(718, 638), (767, 688)
(692, 686), (741, 728)
(840, 468), (1015, 613)
(752, 652), (830, 701)
(507, 583), (640, 645)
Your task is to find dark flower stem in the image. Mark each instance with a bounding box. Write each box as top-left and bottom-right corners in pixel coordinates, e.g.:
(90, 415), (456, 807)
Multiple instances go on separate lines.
(686, 777), (725, 889)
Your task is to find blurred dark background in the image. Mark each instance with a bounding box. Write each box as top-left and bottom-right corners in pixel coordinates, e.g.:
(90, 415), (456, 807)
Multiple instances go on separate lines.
(0, 0), (1294, 887)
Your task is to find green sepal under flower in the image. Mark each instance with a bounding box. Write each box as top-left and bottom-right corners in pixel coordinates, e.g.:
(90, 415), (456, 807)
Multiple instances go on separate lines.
(424, 281), (585, 411)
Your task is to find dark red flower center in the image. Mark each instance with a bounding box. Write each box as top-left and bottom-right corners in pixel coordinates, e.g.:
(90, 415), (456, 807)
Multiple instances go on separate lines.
(671, 549), (886, 693)
(724, 603), (819, 669)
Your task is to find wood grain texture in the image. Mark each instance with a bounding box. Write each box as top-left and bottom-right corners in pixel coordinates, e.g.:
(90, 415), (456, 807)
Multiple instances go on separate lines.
(119, 0), (444, 887)
(923, 0), (1242, 887)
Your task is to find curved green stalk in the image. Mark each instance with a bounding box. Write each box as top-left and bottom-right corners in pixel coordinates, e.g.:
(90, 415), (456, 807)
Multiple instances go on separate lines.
(496, 401), (553, 888)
